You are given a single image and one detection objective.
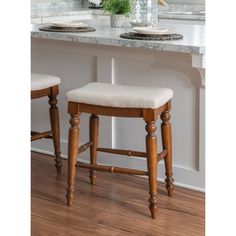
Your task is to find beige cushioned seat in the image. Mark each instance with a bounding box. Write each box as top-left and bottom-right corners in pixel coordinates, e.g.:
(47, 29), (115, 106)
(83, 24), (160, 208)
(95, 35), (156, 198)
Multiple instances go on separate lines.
(67, 82), (173, 109)
(31, 73), (61, 91)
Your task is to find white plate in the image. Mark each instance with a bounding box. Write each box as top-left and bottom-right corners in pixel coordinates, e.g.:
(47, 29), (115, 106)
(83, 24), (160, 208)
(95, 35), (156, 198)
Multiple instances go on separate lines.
(50, 21), (88, 28)
(133, 27), (172, 35)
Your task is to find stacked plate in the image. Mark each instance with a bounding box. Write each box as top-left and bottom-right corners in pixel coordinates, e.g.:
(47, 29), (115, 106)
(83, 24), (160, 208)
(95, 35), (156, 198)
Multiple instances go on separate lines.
(49, 21), (89, 29)
(132, 26), (173, 36)
(39, 21), (96, 33)
(120, 26), (183, 41)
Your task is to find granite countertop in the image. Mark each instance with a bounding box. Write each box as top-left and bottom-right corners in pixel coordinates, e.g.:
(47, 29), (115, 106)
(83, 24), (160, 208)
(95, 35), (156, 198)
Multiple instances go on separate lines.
(91, 9), (205, 21)
(31, 18), (205, 55)
(159, 11), (205, 21)
(31, 7), (205, 21)
(31, 8), (93, 18)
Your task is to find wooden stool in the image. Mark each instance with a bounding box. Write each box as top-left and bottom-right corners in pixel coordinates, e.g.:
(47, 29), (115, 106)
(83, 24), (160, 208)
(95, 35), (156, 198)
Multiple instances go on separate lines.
(31, 73), (62, 174)
(66, 82), (174, 218)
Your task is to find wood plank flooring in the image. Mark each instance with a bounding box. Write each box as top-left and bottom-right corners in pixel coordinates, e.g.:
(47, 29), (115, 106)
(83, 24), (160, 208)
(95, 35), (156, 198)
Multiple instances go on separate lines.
(31, 152), (205, 236)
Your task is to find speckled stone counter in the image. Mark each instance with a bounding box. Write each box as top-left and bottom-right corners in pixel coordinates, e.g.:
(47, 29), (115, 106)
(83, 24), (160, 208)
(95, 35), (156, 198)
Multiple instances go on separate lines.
(31, 3), (205, 21)
(31, 19), (205, 55)
(31, 8), (205, 22)
(91, 9), (205, 21)
(159, 12), (205, 21)
(31, 8), (92, 18)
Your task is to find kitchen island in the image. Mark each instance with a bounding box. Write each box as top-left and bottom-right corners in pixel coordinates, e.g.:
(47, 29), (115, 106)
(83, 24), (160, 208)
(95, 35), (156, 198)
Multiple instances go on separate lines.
(31, 19), (205, 190)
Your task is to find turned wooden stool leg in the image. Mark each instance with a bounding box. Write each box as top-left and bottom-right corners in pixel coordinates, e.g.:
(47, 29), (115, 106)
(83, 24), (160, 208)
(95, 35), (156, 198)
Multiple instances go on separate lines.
(49, 94), (62, 174)
(161, 110), (174, 197)
(89, 114), (99, 185)
(145, 120), (158, 219)
(66, 113), (80, 206)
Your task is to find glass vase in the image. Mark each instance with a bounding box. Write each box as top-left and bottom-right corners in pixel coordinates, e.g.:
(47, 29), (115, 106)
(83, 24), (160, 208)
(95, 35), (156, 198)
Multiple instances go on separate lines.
(129, 0), (159, 27)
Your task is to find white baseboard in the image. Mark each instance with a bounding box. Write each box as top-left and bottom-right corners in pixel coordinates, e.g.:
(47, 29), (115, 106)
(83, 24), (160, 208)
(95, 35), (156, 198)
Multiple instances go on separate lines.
(31, 147), (205, 193)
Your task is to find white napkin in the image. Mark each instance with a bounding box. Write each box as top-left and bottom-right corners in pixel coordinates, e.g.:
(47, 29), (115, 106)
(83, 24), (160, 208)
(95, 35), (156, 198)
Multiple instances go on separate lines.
(89, 0), (102, 6)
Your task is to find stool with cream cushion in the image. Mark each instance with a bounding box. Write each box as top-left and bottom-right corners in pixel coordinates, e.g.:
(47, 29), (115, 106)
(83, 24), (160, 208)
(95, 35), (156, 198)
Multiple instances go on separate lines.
(31, 73), (62, 174)
(66, 82), (174, 218)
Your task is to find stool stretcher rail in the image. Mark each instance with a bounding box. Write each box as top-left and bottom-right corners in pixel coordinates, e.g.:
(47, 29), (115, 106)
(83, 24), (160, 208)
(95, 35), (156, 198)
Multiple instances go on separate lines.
(31, 130), (53, 141)
(76, 162), (148, 175)
(96, 147), (167, 162)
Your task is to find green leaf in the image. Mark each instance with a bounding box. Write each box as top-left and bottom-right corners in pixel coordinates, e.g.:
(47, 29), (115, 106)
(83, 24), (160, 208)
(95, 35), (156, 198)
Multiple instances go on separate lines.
(103, 0), (131, 15)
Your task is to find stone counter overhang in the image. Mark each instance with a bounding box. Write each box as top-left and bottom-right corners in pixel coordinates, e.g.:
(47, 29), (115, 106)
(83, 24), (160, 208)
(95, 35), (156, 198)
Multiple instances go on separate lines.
(31, 18), (205, 73)
(31, 19), (205, 54)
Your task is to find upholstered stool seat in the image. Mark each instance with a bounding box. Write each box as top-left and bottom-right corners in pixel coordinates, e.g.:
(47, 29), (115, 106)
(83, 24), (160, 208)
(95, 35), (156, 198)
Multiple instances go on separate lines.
(31, 73), (62, 174)
(31, 73), (61, 91)
(66, 82), (174, 219)
(67, 82), (173, 108)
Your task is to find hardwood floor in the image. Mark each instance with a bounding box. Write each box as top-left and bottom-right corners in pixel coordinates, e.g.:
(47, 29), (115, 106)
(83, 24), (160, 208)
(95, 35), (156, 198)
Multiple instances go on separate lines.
(31, 152), (205, 236)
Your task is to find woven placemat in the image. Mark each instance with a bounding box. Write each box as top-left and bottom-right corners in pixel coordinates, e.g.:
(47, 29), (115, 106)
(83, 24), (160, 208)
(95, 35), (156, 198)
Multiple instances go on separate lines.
(120, 32), (183, 41)
(39, 26), (96, 33)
